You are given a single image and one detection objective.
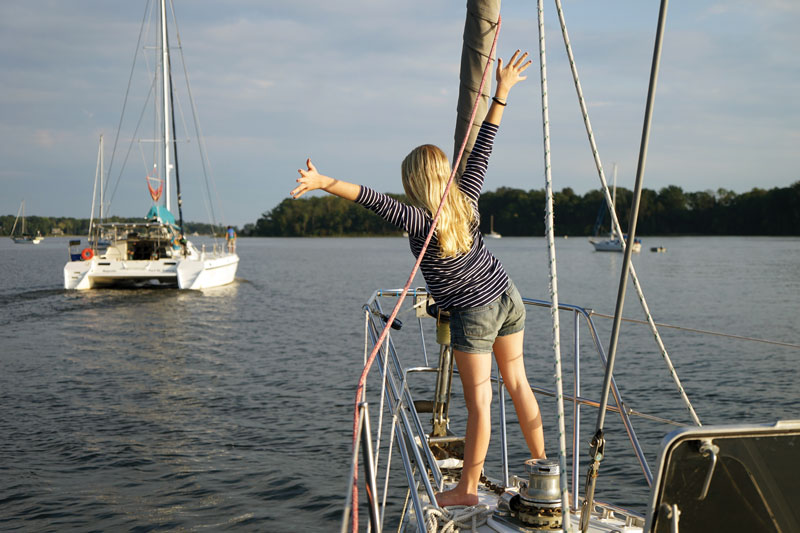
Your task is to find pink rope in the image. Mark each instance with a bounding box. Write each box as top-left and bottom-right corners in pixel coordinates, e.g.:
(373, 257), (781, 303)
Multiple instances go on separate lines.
(350, 16), (501, 532)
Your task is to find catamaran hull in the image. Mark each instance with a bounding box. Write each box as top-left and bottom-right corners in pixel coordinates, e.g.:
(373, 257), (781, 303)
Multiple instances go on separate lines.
(64, 254), (238, 290)
(176, 254), (239, 289)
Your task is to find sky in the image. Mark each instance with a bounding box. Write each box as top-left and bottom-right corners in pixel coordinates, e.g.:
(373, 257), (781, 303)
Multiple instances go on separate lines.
(1, 1), (798, 227)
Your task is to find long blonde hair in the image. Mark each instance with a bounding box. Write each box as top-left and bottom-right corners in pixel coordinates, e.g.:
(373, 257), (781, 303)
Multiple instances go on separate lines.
(401, 144), (475, 258)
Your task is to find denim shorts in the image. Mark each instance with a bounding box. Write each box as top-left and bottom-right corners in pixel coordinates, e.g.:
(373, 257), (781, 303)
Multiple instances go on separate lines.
(449, 280), (526, 354)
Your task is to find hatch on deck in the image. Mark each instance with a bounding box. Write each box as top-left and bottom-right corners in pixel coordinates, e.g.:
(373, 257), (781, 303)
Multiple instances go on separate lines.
(645, 419), (800, 533)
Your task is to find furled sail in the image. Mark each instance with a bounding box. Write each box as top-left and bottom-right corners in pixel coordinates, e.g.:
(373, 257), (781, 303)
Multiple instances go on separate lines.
(454, 0), (501, 178)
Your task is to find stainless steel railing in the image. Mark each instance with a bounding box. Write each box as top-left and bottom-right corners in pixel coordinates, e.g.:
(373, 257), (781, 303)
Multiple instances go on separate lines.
(344, 288), (675, 531)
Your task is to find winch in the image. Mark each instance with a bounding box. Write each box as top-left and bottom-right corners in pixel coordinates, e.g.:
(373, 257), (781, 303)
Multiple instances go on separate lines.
(494, 458), (563, 532)
(518, 458), (563, 530)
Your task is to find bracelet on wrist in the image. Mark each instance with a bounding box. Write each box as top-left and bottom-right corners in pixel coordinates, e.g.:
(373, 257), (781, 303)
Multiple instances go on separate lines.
(492, 96), (507, 106)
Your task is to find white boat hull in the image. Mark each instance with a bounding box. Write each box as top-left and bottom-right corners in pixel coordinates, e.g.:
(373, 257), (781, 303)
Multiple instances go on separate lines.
(12, 237), (43, 244)
(590, 238), (641, 253)
(64, 253), (238, 290)
(176, 253), (239, 289)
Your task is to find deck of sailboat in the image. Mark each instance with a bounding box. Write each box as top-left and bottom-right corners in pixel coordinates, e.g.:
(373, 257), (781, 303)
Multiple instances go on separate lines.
(348, 287), (800, 532)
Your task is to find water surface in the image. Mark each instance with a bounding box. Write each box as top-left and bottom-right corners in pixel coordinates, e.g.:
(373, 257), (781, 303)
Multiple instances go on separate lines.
(1, 236), (798, 531)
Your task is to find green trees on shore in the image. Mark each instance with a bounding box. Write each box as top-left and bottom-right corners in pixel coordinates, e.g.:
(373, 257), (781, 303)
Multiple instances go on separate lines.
(4, 181), (797, 238)
(247, 181), (800, 237)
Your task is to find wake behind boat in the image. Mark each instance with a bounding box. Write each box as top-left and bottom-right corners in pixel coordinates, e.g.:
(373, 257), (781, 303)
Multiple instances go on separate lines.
(64, 0), (237, 290)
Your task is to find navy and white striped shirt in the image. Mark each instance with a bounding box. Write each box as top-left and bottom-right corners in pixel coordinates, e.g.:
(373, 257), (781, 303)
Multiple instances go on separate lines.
(355, 121), (508, 310)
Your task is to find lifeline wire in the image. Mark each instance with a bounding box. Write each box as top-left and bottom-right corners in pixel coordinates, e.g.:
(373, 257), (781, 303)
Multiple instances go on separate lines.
(552, 0), (700, 428)
(349, 17), (502, 533)
(535, 1), (571, 529)
(590, 312), (800, 350)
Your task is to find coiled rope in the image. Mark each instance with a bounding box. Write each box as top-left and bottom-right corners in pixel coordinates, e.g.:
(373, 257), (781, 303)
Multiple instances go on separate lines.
(349, 17), (502, 532)
(552, 0), (701, 428)
(535, 1), (572, 529)
(423, 504), (492, 533)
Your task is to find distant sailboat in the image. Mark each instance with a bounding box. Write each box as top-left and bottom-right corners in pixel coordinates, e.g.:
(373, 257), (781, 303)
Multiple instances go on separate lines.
(10, 200), (43, 244)
(485, 214), (502, 239)
(588, 164), (641, 253)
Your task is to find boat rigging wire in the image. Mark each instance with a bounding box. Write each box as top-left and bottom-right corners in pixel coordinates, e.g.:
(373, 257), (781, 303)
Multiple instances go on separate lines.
(552, 0), (701, 429)
(168, 53), (186, 242)
(590, 312), (800, 350)
(169, 0), (229, 240)
(580, 1), (670, 531)
(535, 0), (572, 529)
(105, 0), (155, 212)
(349, 16), (502, 533)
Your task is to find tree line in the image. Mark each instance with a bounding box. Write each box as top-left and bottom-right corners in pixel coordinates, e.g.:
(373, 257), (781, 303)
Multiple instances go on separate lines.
(0, 215), (224, 237)
(5, 181), (797, 238)
(245, 181), (800, 237)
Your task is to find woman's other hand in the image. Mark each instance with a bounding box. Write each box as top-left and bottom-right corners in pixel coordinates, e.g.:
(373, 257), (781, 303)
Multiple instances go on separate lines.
(292, 159), (330, 199)
(291, 159), (360, 201)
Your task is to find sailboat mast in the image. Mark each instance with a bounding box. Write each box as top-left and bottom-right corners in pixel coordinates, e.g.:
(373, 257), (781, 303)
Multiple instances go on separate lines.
(10, 201), (22, 236)
(160, 0), (172, 211)
(612, 163), (617, 234)
(612, 164), (617, 211)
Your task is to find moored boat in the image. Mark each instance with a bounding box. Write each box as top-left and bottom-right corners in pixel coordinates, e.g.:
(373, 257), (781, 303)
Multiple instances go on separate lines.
(9, 200), (43, 244)
(590, 235), (642, 253)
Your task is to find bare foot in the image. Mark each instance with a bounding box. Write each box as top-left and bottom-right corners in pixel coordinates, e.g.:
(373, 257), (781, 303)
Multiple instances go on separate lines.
(435, 487), (479, 508)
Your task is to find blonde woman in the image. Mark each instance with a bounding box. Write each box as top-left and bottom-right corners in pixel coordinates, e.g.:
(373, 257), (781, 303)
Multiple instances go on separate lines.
(291, 50), (544, 507)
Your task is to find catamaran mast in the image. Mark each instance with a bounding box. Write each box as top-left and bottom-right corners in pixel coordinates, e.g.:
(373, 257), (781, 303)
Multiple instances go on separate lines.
(160, 0), (172, 212)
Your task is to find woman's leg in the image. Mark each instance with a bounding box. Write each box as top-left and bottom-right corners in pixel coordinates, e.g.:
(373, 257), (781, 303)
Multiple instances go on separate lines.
(493, 330), (546, 459)
(436, 349), (493, 507)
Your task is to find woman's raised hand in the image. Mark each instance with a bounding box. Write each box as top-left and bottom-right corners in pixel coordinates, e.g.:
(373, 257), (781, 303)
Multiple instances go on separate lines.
(291, 159), (329, 199)
(495, 50), (531, 99)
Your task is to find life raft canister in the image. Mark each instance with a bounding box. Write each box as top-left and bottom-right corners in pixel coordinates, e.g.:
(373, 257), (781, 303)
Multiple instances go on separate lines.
(81, 248), (94, 261)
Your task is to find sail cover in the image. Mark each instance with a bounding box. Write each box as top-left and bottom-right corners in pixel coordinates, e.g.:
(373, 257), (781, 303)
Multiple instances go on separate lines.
(454, 0), (501, 178)
(146, 205), (176, 225)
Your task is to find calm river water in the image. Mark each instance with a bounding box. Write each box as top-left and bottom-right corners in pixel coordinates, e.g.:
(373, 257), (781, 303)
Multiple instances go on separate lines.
(1, 236), (798, 531)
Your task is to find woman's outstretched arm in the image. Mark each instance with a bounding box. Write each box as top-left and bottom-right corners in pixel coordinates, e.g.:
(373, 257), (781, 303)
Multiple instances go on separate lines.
(291, 159), (360, 201)
(485, 49), (531, 126)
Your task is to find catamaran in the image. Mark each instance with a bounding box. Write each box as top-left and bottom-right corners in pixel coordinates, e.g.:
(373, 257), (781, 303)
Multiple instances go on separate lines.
(64, 0), (237, 290)
(343, 1), (799, 532)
